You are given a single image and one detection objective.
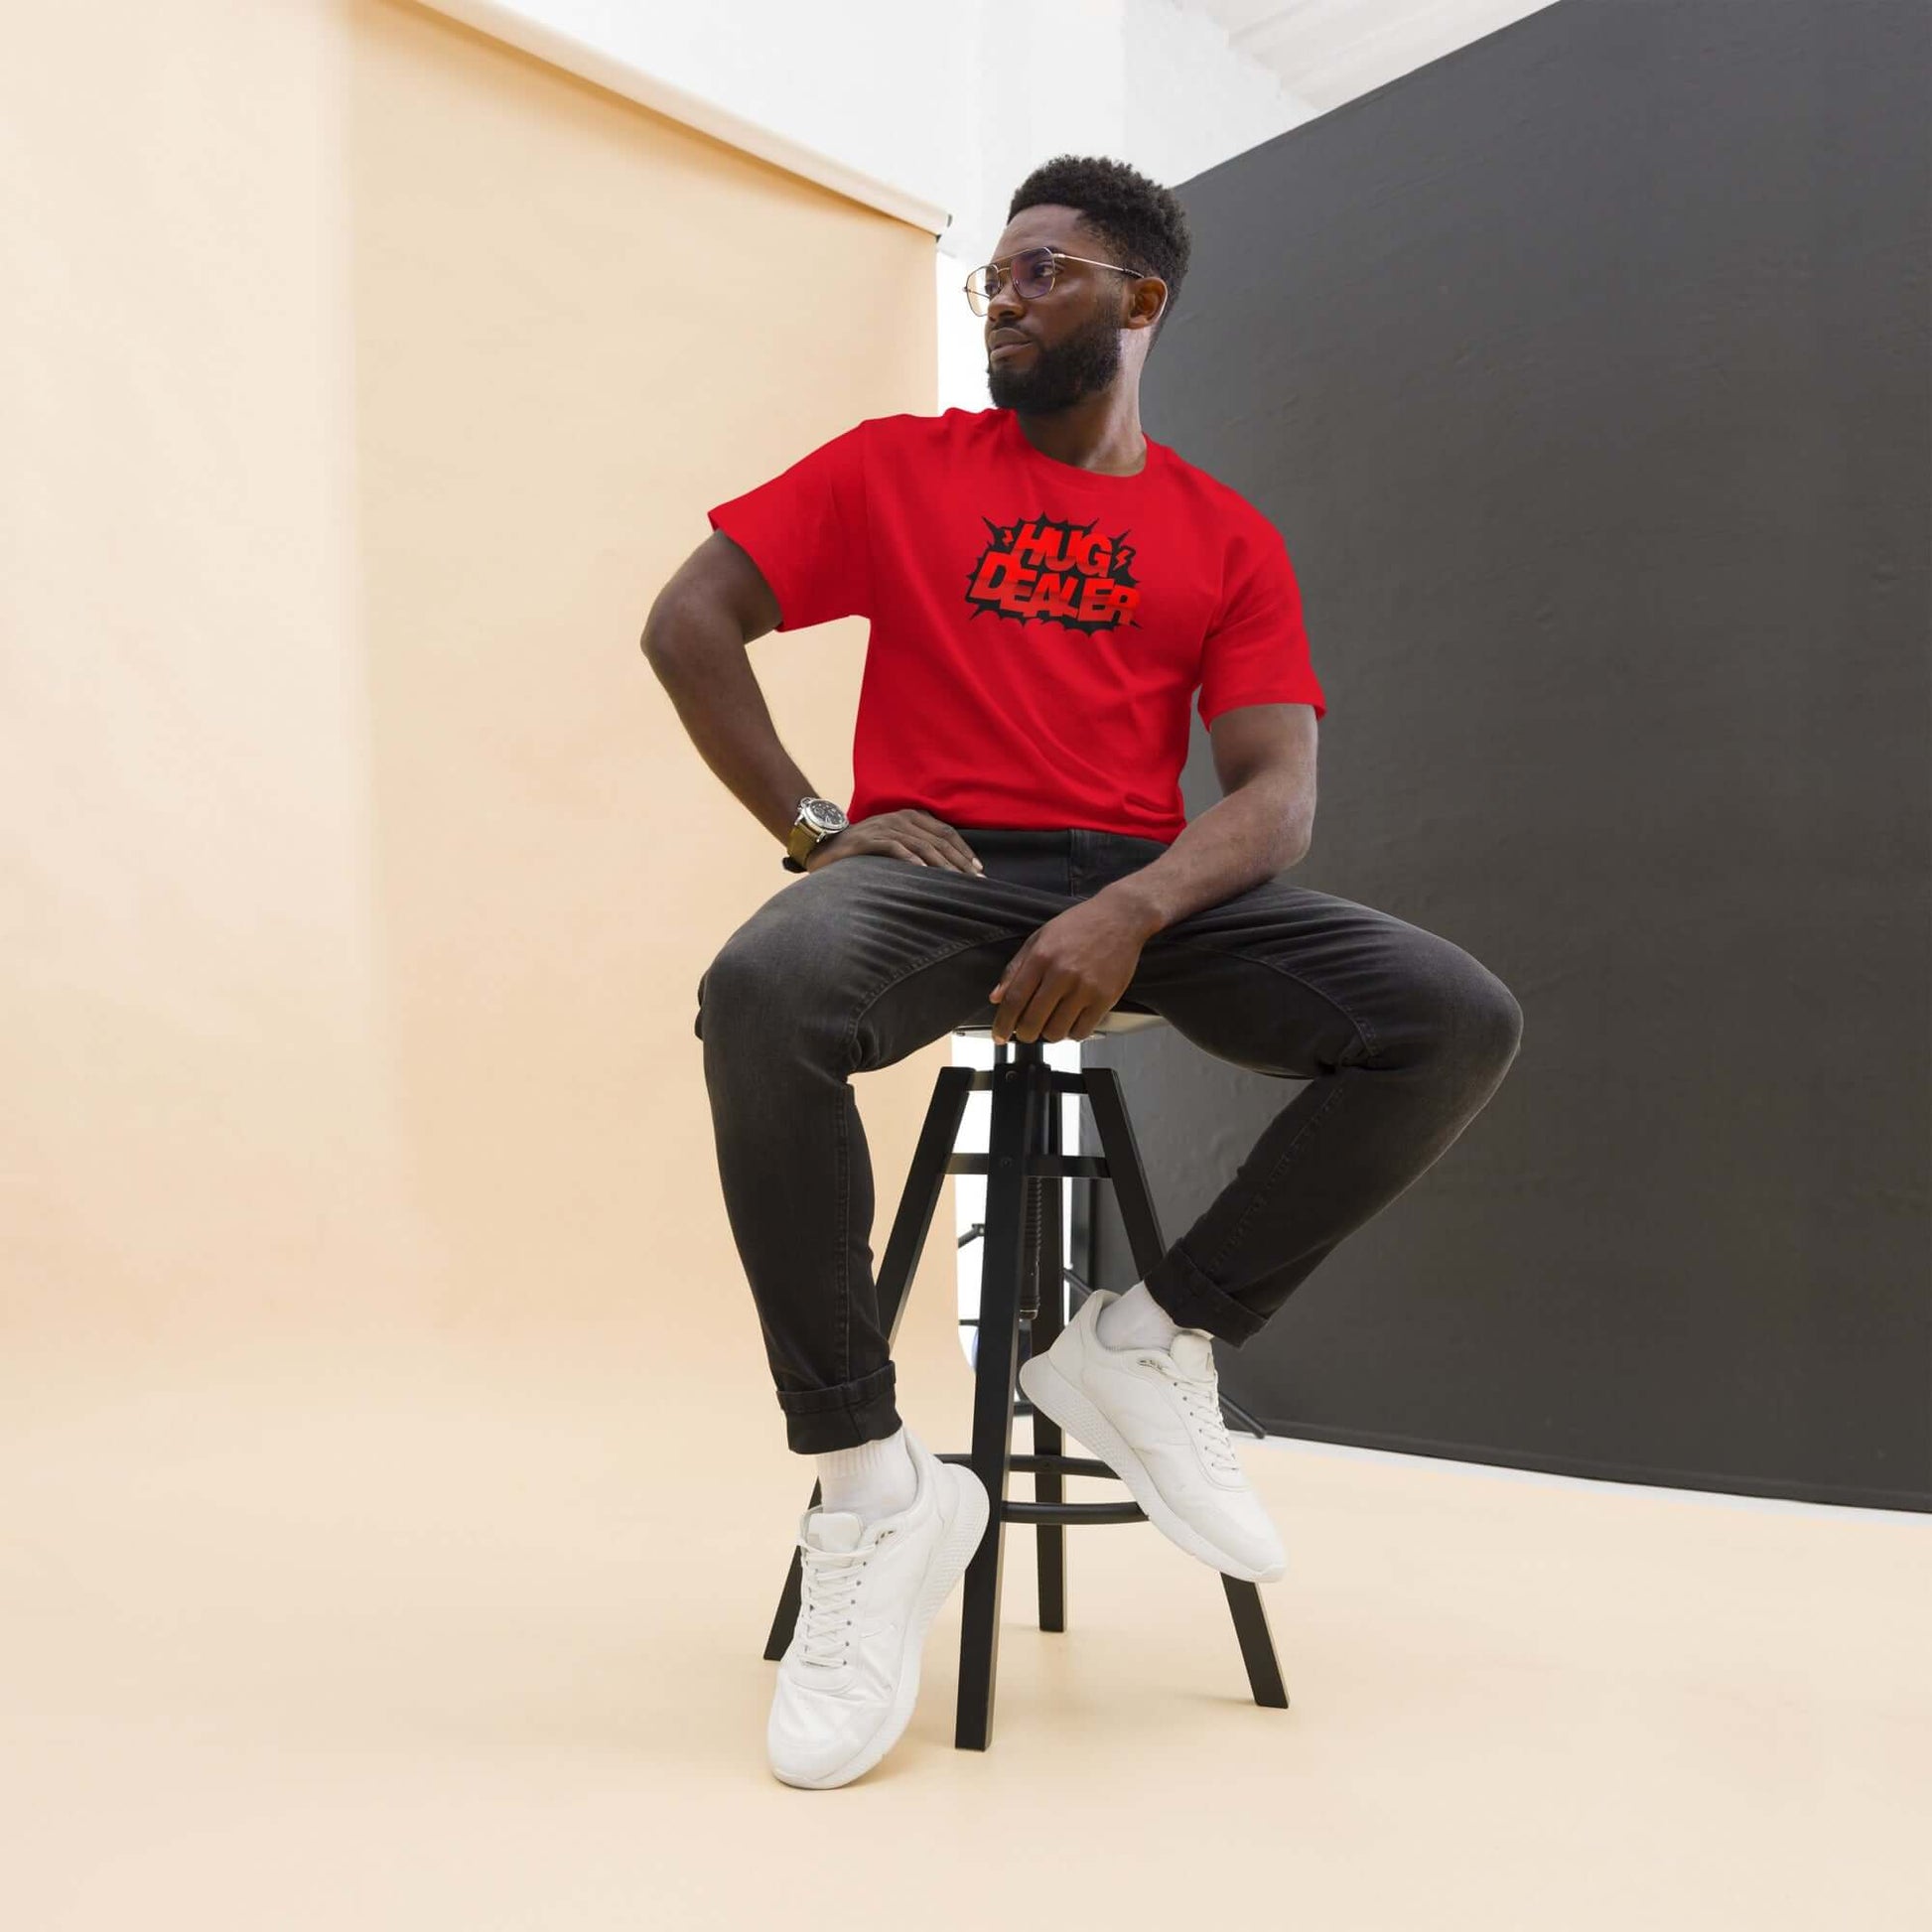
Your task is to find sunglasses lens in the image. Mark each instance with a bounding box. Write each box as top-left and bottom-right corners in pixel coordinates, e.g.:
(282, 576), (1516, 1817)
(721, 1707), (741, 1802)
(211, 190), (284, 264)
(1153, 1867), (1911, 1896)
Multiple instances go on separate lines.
(1014, 249), (1055, 298)
(966, 249), (1056, 312)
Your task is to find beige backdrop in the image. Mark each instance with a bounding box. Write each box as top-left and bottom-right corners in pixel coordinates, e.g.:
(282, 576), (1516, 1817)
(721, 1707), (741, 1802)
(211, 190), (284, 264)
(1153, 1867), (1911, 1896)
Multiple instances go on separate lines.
(1, 0), (950, 1383)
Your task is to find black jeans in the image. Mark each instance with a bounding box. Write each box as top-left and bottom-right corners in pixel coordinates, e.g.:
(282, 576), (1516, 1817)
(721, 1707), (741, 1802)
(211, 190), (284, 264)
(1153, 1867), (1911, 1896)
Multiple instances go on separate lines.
(694, 827), (1524, 1454)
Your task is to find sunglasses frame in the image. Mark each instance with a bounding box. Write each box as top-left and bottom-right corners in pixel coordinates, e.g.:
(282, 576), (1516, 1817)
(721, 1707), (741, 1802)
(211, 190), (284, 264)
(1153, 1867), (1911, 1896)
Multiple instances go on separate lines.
(964, 245), (1149, 315)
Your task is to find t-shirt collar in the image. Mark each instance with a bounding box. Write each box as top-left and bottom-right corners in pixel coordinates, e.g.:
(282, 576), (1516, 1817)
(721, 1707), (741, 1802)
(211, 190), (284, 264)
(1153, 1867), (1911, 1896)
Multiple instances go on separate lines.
(1001, 406), (1160, 483)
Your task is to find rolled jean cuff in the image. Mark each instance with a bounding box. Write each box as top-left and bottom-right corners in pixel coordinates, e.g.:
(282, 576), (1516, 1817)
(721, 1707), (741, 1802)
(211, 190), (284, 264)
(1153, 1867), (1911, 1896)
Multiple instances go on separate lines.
(1141, 1242), (1268, 1345)
(776, 1361), (902, 1454)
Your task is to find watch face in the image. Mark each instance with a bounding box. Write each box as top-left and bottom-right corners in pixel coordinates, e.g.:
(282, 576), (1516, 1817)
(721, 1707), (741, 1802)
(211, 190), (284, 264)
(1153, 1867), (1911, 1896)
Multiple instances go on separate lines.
(802, 800), (848, 833)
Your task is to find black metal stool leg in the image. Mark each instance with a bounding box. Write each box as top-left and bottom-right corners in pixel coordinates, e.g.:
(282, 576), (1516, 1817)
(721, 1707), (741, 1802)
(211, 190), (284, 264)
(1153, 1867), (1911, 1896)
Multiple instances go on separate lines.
(1030, 1087), (1068, 1633)
(1081, 1063), (1292, 1712)
(953, 1046), (1040, 1750)
(1220, 1573), (1290, 1707)
(760, 1066), (978, 1663)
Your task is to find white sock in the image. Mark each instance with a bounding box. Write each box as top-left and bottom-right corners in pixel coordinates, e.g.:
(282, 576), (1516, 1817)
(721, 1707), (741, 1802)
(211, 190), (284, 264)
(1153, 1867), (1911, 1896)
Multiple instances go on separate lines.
(815, 1426), (916, 1522)
(1097, 1279), (1200, 1351)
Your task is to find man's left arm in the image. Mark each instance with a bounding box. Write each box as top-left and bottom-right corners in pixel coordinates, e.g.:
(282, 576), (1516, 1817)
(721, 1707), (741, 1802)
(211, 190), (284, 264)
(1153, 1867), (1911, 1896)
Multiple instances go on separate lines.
(1098, 702), (1318, 939)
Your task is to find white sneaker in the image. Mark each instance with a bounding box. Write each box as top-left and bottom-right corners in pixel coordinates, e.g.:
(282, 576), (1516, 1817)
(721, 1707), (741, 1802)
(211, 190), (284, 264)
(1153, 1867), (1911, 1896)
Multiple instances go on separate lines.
(766, 1425), (990, 1789)
(1018, 1289), (1286, 1583)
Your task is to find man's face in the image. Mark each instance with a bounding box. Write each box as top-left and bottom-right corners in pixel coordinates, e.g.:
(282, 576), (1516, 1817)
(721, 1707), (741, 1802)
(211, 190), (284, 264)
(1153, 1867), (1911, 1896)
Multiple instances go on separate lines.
(979, 209), (1158, 413)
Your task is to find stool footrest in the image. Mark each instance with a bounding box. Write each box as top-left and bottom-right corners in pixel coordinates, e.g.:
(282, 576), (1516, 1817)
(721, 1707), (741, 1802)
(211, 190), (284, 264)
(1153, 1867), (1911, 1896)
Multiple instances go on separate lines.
(934, 1449), (1150, 1526)
(1002, 1498), (1148, 1526)
(936, 1449), (1114, 1481)
(946, 1152), (1108, 1178)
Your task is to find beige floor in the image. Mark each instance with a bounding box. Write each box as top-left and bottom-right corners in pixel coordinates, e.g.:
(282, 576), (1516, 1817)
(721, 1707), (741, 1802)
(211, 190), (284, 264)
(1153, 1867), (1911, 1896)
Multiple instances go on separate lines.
(2, 1316), (1927, 1932)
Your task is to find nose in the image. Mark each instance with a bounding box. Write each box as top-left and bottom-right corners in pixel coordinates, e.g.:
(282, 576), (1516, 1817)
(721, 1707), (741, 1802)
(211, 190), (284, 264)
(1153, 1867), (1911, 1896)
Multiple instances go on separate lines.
(986, 281), (1027, 328)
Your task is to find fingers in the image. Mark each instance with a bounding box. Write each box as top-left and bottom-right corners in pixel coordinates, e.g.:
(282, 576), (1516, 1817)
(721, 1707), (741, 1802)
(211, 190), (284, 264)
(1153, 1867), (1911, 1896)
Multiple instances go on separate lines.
(840, 811), (983, 874)
(889, 837), (967, 873)
(995, 988), (1091, 1046)
(910, 812), (984, 875)
(913, 835), (979, 874)
(819, 817), (978, 874)
(989, 989), (1081, 1050)
(1042, 998), (1091, 1044)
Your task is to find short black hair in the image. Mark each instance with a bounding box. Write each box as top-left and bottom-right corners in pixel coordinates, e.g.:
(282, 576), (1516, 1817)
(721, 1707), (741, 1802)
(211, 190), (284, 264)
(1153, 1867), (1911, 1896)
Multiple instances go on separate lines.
(1006, 154), (1192, 352)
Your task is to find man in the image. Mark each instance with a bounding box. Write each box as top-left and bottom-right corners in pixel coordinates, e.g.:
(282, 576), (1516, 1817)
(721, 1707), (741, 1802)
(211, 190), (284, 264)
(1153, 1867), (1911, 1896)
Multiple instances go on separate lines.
(642, 155), (1524, 1789)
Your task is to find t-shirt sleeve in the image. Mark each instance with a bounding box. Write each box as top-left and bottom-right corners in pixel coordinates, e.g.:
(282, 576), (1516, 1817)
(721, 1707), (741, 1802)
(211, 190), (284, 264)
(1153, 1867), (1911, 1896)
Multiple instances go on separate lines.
(1196, 509), (1327, 727)
(705, 420), (872, 632)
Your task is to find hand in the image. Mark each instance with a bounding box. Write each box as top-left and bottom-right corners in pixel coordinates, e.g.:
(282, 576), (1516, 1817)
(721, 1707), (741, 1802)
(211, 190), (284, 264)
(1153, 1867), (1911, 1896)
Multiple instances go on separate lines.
(804, 809), (984, 877)
(988, 896), (1151, 1044)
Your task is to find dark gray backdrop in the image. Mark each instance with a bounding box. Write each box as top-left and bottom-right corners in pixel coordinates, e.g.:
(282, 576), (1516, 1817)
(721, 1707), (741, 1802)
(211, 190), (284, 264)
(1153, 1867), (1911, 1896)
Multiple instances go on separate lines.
(1081, 0), (1930, 1510)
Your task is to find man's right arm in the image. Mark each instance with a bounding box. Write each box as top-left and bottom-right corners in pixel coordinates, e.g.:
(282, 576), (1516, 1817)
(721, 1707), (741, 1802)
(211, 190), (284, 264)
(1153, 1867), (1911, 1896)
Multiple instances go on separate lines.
(640, 530), (825, 859)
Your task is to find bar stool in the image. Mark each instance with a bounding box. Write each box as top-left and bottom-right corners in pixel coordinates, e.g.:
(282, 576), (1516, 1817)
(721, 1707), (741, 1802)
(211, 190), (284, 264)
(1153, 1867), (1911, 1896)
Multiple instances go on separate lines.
(759, 999), (1291, 1751)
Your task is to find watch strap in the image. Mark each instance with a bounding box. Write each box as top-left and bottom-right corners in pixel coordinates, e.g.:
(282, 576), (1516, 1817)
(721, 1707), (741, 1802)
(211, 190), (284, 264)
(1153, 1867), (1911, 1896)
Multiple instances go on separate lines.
(784, 815), (821, 870)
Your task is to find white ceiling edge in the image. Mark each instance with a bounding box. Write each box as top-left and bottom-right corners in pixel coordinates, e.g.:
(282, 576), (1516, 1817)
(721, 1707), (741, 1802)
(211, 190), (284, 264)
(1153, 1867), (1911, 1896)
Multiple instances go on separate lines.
(422, 0), (954, 236)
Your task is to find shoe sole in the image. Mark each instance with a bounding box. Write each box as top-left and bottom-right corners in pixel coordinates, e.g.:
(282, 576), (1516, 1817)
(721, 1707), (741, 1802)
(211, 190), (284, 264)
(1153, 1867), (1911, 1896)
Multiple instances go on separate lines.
(772, 1458), (992, 1789)
(1018, 1353), (1284, 1585)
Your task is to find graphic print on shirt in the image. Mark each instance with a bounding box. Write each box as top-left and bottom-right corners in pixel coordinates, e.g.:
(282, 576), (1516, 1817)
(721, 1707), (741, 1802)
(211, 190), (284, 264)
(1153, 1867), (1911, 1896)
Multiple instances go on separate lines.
(963, 514), (1142, 635)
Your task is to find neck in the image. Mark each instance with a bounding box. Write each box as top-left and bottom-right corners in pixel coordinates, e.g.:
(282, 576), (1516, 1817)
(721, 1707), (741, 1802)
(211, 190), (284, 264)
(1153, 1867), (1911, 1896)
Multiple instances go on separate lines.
(1010, 392), (1148, 476)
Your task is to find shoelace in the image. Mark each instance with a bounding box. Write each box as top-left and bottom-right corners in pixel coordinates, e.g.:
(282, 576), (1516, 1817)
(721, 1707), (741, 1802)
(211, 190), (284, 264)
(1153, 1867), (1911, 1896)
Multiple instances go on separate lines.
(796, 1527), (894, 1669)
(1141, 1356), (1243, 1479)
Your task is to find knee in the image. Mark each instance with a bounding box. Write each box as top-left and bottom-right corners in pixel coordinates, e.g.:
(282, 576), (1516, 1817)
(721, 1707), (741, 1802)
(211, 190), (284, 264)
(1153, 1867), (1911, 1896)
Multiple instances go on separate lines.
(693, 927), (844, 1057)
(692, 936), (772, 1044)
(1480, 972), (1525, 1065)
(1444, 959), (1524, 1076)
(1389, 942), (1523, 1077)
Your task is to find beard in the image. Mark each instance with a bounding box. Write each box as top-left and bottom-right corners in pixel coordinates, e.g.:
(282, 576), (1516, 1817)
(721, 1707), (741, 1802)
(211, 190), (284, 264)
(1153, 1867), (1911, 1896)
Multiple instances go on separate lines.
(987, 306), (1125, 414)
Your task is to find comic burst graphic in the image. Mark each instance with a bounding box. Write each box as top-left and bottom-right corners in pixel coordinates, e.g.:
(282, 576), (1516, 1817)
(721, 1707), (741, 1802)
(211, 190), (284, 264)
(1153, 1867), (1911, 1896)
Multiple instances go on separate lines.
(962, 514), (1143, 635)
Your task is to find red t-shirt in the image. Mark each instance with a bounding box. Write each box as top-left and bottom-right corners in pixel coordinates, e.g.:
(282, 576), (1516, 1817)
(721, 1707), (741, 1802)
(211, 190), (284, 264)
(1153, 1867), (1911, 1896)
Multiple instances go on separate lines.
(705, 405), (1325, 845)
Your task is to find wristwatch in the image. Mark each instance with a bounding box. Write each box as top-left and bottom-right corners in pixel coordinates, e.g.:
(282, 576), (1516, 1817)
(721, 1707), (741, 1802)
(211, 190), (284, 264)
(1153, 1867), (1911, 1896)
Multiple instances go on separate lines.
(782, 795), (850, 873)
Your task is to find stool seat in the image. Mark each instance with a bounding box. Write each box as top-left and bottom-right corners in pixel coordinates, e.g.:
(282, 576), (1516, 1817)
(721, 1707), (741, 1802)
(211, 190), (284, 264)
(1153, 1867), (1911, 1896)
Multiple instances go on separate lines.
(954, 1004), (1168, 1037)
